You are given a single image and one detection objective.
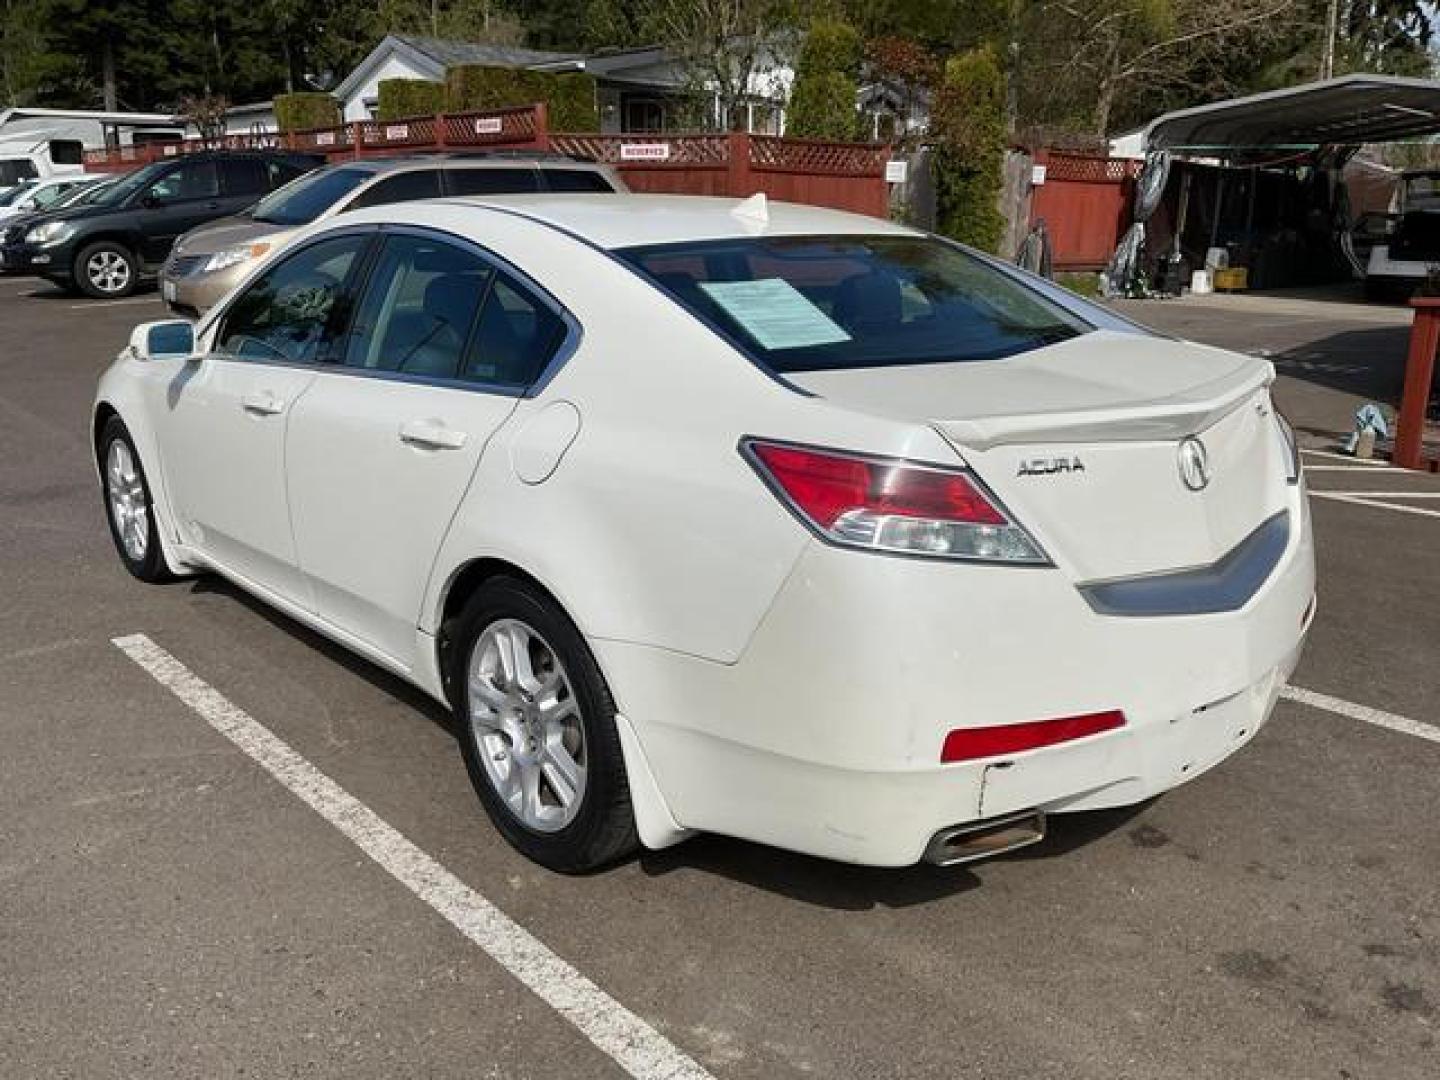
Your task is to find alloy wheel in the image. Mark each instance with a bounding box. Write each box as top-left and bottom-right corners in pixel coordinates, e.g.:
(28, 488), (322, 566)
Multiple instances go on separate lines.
(105, 438), (149, 562)
(87, 250), (132, 294)
(467, 619), (587, 833)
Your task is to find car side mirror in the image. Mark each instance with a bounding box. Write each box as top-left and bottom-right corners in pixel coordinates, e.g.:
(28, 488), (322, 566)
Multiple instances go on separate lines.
(128, 319), (195, 361)
(141, 191), (163, 209)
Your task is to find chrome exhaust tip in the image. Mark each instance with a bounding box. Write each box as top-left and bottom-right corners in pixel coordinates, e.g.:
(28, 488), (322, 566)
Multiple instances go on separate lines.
(922, 810), (1046, 866)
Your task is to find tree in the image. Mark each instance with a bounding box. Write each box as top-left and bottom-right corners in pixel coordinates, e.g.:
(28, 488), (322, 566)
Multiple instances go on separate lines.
(1020, 0), (1296, 136)
(787, 18), (863, 139)
(649, 0), (797, 131)
(932, 46), (1006, 250)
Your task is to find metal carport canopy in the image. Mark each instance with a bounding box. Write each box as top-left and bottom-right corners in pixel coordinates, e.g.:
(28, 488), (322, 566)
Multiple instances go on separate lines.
(1143, 74), (1440, 152)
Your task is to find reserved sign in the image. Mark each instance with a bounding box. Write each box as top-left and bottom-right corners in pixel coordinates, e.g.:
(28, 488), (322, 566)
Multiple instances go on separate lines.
(620, 142), (671, 162)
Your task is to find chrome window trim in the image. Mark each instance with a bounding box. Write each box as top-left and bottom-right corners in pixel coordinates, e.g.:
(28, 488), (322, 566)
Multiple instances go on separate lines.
(1077, 510), (1291, 617)
(199, 222), (582, 400)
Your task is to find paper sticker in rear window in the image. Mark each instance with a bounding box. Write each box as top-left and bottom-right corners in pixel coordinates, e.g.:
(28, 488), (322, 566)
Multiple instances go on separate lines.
(697, 278), (851, 350)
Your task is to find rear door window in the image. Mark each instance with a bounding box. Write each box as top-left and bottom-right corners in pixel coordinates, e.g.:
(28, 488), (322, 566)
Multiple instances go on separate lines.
(445, 168), (540, 196)
(341, 234), (492, 380)
(461, 273), (568, 388)
(219, 159), (268, 196)
(345, 169), (442, 210)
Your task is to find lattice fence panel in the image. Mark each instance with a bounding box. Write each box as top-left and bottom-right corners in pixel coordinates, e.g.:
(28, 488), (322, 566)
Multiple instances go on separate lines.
(549, 135), (729, 167)
(1041, 154), (1143, 184)
(443, 107), (540, 146)
(749, 135), (889, 176)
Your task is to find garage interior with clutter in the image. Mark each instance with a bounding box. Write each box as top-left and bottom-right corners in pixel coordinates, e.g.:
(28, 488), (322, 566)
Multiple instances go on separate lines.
(1103, 75), (1440, 301)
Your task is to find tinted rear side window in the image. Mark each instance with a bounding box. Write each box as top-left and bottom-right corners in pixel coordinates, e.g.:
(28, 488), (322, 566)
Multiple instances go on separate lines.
(0, 160), (38, 185)
(618, 235), (1091, 374)
(253, 166), (370, 226)
(445, 167), (540, 196)
(462, 274), (568, 388)
(220, 159), (268, 196)
(347, 169), (442, 210)
(541, 169), (614, 193)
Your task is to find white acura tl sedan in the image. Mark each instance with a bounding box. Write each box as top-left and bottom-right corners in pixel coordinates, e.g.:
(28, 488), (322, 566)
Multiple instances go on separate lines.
(94, 194), (1314, 872)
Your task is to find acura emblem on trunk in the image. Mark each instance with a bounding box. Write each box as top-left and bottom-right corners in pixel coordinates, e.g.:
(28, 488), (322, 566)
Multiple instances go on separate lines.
(1178, 437), (1211, 491)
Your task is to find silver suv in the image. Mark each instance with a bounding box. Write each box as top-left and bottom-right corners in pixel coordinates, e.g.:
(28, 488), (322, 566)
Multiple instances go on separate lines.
(161, 154), (626, 315)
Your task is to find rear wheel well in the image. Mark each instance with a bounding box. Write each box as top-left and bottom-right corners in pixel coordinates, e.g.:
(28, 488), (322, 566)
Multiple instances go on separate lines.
(436, 558), (569, 706)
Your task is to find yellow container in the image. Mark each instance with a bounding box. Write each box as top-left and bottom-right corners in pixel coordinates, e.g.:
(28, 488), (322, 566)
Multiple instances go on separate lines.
(1214, 267), (1249, 291)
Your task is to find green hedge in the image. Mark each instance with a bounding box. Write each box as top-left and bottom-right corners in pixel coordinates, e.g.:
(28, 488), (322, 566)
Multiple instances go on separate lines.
(443, 65), (598, 131)
(376, 78), (445, 121)
(787, 71), (859, 140)
(799, 19), (863, 79)
(931, 48), (1006, 252)
(273, 92), (340, 132)
(787, 20), (862, 141)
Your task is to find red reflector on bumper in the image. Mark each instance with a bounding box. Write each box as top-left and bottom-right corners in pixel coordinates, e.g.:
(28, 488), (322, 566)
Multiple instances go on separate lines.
(941, 710), (1126, 763)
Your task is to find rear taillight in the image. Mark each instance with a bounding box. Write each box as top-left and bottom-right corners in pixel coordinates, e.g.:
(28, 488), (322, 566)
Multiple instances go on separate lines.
(743, 439), (1047, 563)
(941, 710), (1125, 763)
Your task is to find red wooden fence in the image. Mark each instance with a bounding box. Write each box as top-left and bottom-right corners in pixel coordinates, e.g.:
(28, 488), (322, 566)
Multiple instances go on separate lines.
(85, 104), (892, 219)
(1029, 150), (1142, 271)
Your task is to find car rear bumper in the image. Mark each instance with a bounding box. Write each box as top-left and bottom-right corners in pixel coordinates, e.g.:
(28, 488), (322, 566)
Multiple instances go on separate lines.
(594, 491), (1315, 866)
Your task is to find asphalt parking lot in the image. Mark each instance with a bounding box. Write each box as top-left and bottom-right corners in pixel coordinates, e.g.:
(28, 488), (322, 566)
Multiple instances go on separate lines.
(2, 276), (1437, 1080)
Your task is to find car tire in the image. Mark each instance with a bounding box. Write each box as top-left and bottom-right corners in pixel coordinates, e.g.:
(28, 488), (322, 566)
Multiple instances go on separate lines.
(448, 575), (639, 873)
(98, 415), (175, 583)
(75, 241), (138, 298)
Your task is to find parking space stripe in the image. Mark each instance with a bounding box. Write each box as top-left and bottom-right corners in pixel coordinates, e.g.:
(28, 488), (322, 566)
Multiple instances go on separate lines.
(1315, 491), (1440, 498)
(112, 633), (716, 1080)
(1300, 449), (1391, 466)
(1310, 492), (1440, 519)
(1282, 685), (1440, 747)
(67, 297), (161, 309)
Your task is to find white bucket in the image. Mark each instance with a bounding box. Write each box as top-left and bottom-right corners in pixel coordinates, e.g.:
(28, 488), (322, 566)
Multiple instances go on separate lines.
(1191, 269), (1213, 295)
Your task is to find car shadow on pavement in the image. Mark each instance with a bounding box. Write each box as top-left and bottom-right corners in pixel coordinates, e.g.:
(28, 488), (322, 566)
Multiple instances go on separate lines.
(186, 576), (459, 739)
(1273, 325), (1409, 409)
(185, 576), (1148, 906)
(18, 280), (159, 300)
(637, 803), (1148, 910)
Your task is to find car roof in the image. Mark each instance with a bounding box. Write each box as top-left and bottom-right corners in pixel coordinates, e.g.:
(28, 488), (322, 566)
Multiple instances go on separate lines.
(436, 193), (918, 250)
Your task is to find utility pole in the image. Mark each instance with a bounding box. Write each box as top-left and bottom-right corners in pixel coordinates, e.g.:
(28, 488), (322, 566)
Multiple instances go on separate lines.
(1320, 0), (1340, 80)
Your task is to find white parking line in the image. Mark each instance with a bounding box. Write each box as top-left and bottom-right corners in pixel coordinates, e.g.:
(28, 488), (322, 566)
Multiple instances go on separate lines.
(1315, 491), (1440, 498)
(112, 633), (715, 1080)
(1310, 492), (1440, 519)
(68, 297), (159, 309)
(1303, 465), (1398, 473)
(1301, 449), (1391, 466)
(1282, 685), (1440, 747)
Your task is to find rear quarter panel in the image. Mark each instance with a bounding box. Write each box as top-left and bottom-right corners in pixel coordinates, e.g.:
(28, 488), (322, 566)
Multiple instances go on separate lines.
(408, 204), (956, 665)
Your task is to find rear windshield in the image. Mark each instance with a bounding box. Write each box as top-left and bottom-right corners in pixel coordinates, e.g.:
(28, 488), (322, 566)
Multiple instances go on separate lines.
(617, 235), (1090, 373)
(251, 166), (370, 226)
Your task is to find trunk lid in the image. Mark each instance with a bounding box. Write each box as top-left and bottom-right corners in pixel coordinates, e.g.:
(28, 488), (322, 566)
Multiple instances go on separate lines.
(786, 331), (1290, 582)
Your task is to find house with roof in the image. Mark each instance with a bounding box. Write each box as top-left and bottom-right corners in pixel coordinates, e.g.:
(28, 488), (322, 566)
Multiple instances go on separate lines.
(220, 34), (794, 137)
(338, 34), (793, 134)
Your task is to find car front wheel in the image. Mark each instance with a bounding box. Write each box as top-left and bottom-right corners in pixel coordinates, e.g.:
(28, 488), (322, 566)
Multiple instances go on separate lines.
(99, 416), (174, 583)
(75, 241), (138, 298)
(449, 576), (639, 873)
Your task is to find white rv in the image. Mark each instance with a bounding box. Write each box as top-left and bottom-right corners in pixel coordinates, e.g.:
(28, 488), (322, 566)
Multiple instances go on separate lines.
(0, 107), (184, 190)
